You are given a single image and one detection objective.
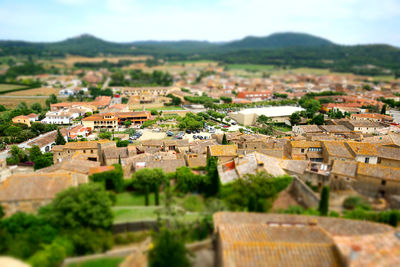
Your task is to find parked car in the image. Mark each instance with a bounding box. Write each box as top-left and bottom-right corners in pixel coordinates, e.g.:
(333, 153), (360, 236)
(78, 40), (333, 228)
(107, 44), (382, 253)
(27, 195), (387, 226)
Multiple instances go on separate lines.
(153, 128), (161, 132)
(193, 135), (197, 139)
(223, 125), (230, 128)
(231, 121), (237, 125)
(167, 131), (174, 136)
(198, 136), (203, 140)
(185, 129), (192, 134)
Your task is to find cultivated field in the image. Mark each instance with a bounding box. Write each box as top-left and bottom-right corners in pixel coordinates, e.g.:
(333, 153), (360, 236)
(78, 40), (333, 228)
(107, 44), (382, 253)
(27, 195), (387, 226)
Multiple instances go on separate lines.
(0, 97), (48, 109)
(0, 83), (28, 92)
(4, 87), (60, 96)
(58, 55), (152, 67)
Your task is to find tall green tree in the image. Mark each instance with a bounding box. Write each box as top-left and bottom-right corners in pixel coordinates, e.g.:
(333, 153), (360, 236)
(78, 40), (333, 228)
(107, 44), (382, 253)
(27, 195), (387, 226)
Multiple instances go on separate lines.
(205, 156), (220, 196)
(148, 228), (190, 267)
(89, 164), (124, 193)
(132, 168), (167, 206)
(222, 133), (228, 145)
(318, 186), (330, 216)
(55, 129), (66, 145)
(381, 104), (387, 115)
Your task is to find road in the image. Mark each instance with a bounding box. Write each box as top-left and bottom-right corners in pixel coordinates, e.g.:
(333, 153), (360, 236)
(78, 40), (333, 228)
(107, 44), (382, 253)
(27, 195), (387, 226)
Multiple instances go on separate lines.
(102, 77), (111, 90)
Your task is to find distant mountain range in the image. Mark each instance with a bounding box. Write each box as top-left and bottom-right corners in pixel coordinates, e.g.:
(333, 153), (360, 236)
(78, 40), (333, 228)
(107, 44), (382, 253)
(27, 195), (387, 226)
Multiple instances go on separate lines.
(1, 32), (399, 76)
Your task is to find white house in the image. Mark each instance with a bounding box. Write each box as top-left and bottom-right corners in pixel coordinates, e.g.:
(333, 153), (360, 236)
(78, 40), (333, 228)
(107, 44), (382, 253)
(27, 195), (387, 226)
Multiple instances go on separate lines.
(42, 106), (91, 125)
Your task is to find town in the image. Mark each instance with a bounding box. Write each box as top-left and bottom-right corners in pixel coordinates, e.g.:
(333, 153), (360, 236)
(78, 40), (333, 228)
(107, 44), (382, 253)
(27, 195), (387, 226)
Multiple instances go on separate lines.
(0, 54), (399, 266)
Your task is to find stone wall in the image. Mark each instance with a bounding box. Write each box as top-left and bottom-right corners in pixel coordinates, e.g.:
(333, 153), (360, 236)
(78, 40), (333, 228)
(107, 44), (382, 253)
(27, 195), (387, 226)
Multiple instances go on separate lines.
(289, 176), (320, 209)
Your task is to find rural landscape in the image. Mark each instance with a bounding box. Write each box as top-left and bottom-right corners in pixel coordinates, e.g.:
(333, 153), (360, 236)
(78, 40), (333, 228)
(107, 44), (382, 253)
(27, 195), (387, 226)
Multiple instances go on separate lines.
(1, 0), (400, 267)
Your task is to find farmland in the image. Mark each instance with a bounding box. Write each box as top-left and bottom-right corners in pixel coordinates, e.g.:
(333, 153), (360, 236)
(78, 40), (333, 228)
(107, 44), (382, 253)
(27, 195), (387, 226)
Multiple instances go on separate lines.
(0, 96), (48, 109)
(4, 87), (60, 96)
(0, 83), (28, 92)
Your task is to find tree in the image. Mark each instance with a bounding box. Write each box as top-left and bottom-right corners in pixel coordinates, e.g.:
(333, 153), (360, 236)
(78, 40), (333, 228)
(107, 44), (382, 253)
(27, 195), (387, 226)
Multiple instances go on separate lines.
(222, 133), (228, 145)
(90, 164), (124, 193)
(299, 98), (321, 118)
(289, 111), (301, 126)
(5, 125), (22, 141)
(132, 168), (167, 206)
(34, 153), (53, 170)
(30, 103), (42, 113)
(55, 129), (66, 145)
(148, 228), (190, 267)
(389, 211), (399, 227)
(39, 183), (113, 230)
(205, 156), (220, 196)
(221, 171), (292, 211)
(45, 94), (58, 109)
(381, 104), (387, 115)
(118, 155), (122, 165)
(0, 204), (4, 219)
(29, 145), (42, 162)
(7, 145), (27, 164)
(318, 186), (330, 216)
(175, 166), (203, 193)
(311, 114), (325, 125)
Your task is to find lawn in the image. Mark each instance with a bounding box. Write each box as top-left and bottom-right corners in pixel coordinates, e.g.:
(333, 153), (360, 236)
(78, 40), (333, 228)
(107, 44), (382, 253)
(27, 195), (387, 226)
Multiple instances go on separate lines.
(115, 192), (163, 206)
(68, 257), (124, 267)
(0, 83), (28, 92)
(113, 206), (202, 223)
(113, 192), (205, 222)
(274, 125), (292, 132)
(113, 206), (160, 222)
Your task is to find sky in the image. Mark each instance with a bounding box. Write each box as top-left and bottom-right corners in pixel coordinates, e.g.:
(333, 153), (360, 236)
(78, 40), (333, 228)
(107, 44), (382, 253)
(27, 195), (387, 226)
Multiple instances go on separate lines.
(0, 0), (400, 46)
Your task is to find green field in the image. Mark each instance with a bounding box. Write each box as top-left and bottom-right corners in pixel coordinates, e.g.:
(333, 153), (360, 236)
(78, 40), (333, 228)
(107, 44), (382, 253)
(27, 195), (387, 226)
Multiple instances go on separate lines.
(115, 192), (163, 206)
(167, 60), (217, 65)
(227, 64), (276, 71)
(0, 83), (28, 92)
(113, 192), (204, 222)
(68, 257), (124, 267)
(134, 106), (184, 111)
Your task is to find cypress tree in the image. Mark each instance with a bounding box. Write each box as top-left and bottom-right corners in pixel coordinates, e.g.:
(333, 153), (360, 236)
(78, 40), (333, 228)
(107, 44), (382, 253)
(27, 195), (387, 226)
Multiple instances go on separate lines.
(154, 184), (160, 206)
(206, 156), (220, 196)
(222, 133), (228, 145)
(381, 104), (387, 115)
(318, 186), (330, 216)
(55, 128), (66, 145)
(118, 155), (122, 165)
(389, 211), (399, 227)
(144, 185), (150, 206)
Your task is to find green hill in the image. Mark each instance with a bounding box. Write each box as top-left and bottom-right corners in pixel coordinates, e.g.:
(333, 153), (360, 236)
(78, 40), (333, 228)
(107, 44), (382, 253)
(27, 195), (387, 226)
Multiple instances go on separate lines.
(224, 32), (334, 49)
(0, 32), (399, 76)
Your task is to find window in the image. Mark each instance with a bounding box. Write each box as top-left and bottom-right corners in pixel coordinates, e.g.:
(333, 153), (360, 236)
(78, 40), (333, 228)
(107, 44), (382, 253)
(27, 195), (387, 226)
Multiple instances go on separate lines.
(301, 148), (305, 153)
(91, 150), (94, 153)
(365, 157), (369, 163)
(83, 150), (86, 153)
(381, 180), (386, 186)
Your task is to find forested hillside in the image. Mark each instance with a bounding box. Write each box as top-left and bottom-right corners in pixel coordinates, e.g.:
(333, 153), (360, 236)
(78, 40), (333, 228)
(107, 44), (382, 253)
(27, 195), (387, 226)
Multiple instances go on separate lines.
(1, 32), (400, 76)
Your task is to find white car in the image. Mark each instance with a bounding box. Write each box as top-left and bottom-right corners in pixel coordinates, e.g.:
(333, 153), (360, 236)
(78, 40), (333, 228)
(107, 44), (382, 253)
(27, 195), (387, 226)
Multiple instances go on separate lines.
(152, 128), (161, 132)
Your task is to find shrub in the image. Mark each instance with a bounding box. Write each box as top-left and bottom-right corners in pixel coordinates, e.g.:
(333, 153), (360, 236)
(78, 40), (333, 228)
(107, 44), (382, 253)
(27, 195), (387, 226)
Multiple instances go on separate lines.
(343, 196), (371, 210)
(148, 228), (190, 267)
(67, 228), (113, 255)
